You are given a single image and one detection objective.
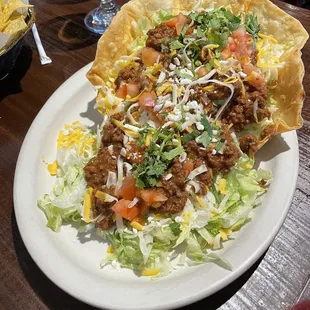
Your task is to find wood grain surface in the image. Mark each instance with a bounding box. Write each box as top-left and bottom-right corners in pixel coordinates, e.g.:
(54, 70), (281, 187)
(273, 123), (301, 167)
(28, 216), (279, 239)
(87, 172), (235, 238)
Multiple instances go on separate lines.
(0, 1), (309, 309)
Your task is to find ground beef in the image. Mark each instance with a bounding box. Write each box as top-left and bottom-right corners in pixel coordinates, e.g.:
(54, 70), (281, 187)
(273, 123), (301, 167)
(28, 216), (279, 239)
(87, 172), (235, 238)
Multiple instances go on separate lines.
(156, 159), (188, 214)
(115, 65), (152, 92)
(93, 186), (116, 230)
(84, 149), (117, 189)
(83, 113), (125, 230)
(239, 134), (258, 154)
(185, 140), (207, 160)
(205, 142), (240, 174)
(221, 83), (269, 131)
(189, 85), (217, 115)
(146, 23), (177, 52)
(193, 159), (213, 196)
(185, 139), (240, 175)
(260, 125), (277, 140)
(101, 113), (124, 147)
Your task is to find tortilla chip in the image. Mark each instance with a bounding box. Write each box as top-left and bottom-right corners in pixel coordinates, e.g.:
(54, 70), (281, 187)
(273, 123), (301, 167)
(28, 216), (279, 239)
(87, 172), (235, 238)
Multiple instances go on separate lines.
(87, 0), (309, 147)
(2, 0), (32, 24)
(2, 15), (26, 35)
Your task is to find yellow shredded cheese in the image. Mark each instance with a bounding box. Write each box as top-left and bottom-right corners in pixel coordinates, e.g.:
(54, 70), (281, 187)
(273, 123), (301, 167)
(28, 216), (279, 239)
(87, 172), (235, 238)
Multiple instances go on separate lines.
(196, 195), (206, 208)
(218, 179), (228, 195)
(219, 228), (232, 241)
(145, 133), (152, 147)
(131, 221), (144, 231)
(244, 163), (253, 169)
(258, 33), (278, 44)
(183, 211), (191, 224)
(107, 245), (115, 253)
(203, 85), (215, 92)
(83, 193), (92, 223)
(141, 269), (160, 276)
(156, 83), (172, 96)
(95, 191), (107, 200)
(47, 160), (58, 176)
(112, 119), (140, 138)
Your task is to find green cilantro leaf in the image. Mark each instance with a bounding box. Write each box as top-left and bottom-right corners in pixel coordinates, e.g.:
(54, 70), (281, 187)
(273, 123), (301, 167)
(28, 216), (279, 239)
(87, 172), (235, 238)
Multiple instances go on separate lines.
(170, 40), (185, 50)
(163, 146), (184, 161)
(201, 114), (213, 135)
(216, 139), (226, 151)
(181, 130), (199, 143)
(244, 14), (260, 38)
(197, 132), (211, 148)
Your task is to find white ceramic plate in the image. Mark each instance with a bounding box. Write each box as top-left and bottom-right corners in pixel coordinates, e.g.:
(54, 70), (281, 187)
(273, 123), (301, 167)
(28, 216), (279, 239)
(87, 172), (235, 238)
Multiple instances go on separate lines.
(14, 63), (299, 310)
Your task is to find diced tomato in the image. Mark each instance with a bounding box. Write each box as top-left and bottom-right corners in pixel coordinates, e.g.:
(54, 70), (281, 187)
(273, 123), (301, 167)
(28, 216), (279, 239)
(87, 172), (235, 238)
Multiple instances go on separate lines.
(126, 84), (140, 98)
(165, 13), (189, 35)
(221, 47), (232, 60)
(139, 91), (157, 112)
(139, 200), (149, 215)
(196, 67), (209, 78)
(183, 159), (194, 177)
(233, 27), (247, 39)
(116, 84), (127, 99)
(119, 176), (136, 200)
(140, 189), (168, 205)
(165, 16), (178, 27)
(246, 71), (265, 88)
(141, 47), (163, 67)
(227, 27), (254, 63)
(243, 63), (256, 75)
(112, 199), (131, 218)
(228, 42), (237, 52)
(175, 13), (189, 35)
(127, 206), (140, 221)
(112, 199), (141, 221)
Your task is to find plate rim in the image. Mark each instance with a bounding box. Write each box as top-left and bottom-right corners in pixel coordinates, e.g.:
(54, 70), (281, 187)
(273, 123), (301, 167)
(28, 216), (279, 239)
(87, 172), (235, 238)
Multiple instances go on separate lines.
(13, 63), (299, 310)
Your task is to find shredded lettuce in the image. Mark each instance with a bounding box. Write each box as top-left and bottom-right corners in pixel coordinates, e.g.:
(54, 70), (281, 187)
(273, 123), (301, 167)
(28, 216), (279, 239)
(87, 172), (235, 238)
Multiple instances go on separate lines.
(38, 122), (98, 232)
(96, 154), (272, 276)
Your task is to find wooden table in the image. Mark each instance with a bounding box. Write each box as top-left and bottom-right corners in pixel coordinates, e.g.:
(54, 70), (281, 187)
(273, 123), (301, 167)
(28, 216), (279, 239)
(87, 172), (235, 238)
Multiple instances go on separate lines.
(0, 1), (309, 309)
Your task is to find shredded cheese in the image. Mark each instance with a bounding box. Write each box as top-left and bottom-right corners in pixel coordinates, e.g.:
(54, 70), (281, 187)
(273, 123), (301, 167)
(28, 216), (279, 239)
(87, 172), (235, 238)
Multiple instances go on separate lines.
(141, 269), (160, 276)
(47, 160), (58, 176)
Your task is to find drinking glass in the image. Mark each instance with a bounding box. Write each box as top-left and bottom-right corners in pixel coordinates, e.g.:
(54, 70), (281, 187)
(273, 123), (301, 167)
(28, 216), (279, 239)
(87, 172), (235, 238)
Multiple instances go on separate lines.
(84, 0), (119, 35)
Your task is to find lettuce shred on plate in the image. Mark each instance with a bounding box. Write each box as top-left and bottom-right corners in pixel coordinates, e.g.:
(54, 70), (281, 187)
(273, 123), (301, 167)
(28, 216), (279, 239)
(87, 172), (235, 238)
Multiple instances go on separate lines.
(38, 7), (278, 277)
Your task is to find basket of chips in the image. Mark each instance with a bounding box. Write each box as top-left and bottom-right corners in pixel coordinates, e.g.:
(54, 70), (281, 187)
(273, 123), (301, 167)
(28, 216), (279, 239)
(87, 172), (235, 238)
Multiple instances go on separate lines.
(0, 0), (34, 80)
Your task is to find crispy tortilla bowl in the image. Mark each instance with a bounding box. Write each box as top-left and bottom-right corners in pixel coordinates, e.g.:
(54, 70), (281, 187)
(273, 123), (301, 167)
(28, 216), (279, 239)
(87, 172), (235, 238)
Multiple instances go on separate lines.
(87, 0), (308, 150)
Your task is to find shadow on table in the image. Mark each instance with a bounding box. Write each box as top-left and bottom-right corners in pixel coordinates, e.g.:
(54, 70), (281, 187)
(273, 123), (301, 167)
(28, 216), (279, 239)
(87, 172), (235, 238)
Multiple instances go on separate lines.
(11, 208), (267, 310)
(33, 13), (99, 54)
(0, 43), (32, 103)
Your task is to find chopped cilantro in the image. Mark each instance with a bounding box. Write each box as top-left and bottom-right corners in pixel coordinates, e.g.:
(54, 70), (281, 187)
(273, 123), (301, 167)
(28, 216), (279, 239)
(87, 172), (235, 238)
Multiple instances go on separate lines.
(196, 26), (205, 38)
(170, 222), (181, 236)
(180, 23), (188, 39)
(163, 146), (184, 161)
(216, 139), (226, 152)
(201, 114), (213, 135)
(136, 124), (151, 147)
(169, 40), (185, 50)
(181, 130), (199, 143)
(188, 8), (241, 48)
(197, 132), (211, 148)
(132, 128), (181, 188)
(244, 14), (260, 40)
